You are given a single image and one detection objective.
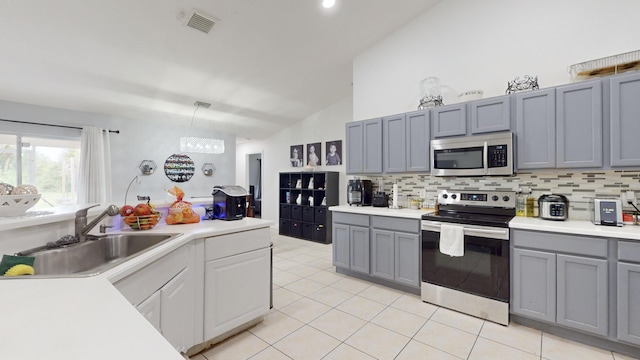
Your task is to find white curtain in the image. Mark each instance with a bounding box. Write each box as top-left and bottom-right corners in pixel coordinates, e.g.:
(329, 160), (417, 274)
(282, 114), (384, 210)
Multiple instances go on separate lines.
(78, 126), (112, 204)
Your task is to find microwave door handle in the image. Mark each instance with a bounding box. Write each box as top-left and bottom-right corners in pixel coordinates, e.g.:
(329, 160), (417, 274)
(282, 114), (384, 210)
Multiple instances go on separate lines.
(483, 141), (489, 175)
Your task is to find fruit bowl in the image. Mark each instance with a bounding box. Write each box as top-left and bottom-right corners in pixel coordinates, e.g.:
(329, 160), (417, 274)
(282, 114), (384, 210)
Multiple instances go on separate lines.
(121, 213), (162, 230)
(0, 194), (41, 217)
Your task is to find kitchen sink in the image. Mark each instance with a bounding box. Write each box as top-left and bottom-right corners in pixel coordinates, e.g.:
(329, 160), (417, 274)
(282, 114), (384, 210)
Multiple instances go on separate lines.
(14, 233), (181, 277)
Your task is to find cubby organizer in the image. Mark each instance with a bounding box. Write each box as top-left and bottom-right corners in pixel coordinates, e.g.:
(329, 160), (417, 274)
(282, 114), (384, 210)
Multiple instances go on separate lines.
(278, 171), (339, 244)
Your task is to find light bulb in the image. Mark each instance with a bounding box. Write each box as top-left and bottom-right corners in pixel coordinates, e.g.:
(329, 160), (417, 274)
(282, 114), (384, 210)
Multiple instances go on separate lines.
(322, 0), (335, 8)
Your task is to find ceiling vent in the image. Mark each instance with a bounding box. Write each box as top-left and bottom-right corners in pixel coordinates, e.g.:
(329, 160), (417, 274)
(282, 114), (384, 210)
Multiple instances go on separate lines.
(186, 11), (218, 34)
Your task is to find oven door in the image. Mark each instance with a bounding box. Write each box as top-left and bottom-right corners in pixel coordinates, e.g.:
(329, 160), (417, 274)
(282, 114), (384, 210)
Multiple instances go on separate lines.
(421, 220), (510, 302)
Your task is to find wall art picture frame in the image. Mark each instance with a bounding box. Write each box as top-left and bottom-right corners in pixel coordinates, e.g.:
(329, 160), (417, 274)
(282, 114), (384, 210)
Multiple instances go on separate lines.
(325, 140), (342, 166)
(306, 142), (321, 166)
(290, 144), (303, 167)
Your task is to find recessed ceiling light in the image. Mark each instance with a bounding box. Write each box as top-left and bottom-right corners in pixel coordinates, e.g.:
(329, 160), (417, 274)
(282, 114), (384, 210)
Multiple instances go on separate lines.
(322, 0), (335, 8)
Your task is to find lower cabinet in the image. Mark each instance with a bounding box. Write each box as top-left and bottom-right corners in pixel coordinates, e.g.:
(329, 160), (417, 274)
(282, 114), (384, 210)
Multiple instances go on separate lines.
(114, 243), (196, 353)
(512, 230), (609, 337)
(333, 212), (420, 289)
(617, 241), (640, 346)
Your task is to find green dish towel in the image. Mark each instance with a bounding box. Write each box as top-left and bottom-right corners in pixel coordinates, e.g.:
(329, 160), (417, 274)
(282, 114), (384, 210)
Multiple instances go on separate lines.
(0, 254), (35, 275)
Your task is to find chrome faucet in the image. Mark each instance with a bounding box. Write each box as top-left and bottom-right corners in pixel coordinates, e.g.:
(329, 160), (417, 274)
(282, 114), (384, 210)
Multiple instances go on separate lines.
(75, 204), (120, 242)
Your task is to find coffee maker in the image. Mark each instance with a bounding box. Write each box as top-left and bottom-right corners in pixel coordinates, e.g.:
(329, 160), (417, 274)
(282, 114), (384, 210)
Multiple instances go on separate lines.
(347, 179), (372, 206)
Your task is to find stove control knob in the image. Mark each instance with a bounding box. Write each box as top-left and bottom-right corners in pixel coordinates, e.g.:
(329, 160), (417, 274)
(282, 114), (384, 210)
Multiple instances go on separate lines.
(451, 194), (457, 200)
(492, 195), (499, 201)
(502, 196), (510, 202)
(442, 194), (448, 199)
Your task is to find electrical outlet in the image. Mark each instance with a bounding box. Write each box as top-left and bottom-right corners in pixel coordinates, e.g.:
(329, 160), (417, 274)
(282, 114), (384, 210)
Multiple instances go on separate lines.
(419, 189), (426, 199)
(625, 191), (636, 204)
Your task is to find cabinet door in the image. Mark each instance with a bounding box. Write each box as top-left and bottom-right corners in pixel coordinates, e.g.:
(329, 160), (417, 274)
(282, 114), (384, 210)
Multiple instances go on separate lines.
(556, 254), (608, 336)
(204, 248), (270, 340)
(161, 268), (194, 353)
(363, 119), (383, 173)
(383, 114), (406, 173)
(371, 229), (394, 280)
(346, 121), (363, 174)
(512, 248), (556, 322)
(515, 89), (556, 169)
(610, 72), (640, 166)
(136, 291), (162, 333)
(406, 110), (430, 172)
(394, 232), (420, 288)
(332, 223), (350, 268)
(556, 80), (603, 168)
(350, 226), (370, 274)
(618, 262), (640, 346)
(470, 95), (511, 134)
(432, 103), (467, 138)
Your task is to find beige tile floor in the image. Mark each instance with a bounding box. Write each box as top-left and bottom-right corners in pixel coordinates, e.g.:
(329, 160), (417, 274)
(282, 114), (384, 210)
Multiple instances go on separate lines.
(192, 230), (639, 360)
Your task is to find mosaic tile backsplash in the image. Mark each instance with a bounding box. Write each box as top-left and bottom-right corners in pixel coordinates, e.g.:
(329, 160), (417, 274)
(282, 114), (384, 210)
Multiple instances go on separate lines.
(362, 170), (640, 220)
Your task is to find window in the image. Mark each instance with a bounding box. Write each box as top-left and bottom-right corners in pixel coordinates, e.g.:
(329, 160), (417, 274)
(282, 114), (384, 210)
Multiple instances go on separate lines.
(0, 134), (80, 208)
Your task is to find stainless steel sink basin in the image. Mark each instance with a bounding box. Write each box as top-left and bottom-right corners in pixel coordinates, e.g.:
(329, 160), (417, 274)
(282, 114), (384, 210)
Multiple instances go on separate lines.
(15, 233), (181, 277)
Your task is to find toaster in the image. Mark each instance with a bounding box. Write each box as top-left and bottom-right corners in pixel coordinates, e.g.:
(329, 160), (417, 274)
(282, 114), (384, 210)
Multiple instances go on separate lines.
(591, 198), (623, 226)
(372, 192), (389, 207)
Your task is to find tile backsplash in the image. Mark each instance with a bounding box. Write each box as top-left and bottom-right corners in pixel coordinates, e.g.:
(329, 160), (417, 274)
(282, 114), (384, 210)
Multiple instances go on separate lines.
(362, 170), (640, 220)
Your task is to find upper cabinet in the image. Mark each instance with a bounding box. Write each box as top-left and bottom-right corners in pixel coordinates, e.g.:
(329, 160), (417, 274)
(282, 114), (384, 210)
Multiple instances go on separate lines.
(515, 89), (556, 169)
(556, 80), (603, 168)
(469, 95), (512, 134)
(345, 121), (364, 174)
(346, 118), (383, 174)
(432, 103), (467, 138)
(610, 72), (640, 167)
(383, 110), (430, 173)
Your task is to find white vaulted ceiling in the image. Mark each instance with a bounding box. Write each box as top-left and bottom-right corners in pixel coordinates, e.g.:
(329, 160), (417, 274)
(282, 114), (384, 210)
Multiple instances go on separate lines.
(0, 0), (439, 140)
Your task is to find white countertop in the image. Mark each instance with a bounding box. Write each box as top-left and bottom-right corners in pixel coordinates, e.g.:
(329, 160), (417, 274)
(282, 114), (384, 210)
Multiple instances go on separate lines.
(509, 216), (640, 241)
(0, 217), (273, 360)
(329, 205), (434, 219)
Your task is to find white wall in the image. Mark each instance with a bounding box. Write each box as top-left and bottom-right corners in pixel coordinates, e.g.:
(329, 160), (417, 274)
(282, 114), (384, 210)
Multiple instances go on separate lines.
(353, 0), (640, 120)
(0, 99), (236, 206)
(236, 97), (353, 225)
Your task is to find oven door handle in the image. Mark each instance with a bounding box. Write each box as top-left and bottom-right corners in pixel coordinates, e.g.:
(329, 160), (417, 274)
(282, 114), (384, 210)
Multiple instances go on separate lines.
(421, 221), (509, 238)
(483, 141), (489, 175)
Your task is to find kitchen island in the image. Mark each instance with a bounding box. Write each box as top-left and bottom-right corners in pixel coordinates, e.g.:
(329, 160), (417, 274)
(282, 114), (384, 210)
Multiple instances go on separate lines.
(0, 214), (273, 360)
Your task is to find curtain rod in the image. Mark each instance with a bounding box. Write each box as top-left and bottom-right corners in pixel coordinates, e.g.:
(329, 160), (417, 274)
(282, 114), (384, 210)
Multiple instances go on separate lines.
(0, 118), (120, 134)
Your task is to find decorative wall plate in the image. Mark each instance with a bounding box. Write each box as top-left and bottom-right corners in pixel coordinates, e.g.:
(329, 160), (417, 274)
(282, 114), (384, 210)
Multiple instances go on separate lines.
(164, 154), (195, 182)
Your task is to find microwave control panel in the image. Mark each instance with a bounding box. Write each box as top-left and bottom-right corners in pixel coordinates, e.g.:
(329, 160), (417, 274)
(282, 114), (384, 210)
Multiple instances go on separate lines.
(488, 145), (508, 168)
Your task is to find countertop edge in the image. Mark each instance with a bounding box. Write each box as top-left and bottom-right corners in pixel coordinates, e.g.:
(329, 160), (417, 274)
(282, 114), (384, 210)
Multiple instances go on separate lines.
(509, 217), (640, 241)
(329, 205), (433, 220)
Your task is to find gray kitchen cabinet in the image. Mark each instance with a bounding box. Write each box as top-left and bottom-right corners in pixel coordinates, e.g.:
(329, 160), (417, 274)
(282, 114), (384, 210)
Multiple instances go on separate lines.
(383, 110), (430, 173)
(346, 121), (364, 174)
(371, 229), (394, 280)
(617, 241), (640, 346)
(556, 80), (603, 168)
(515, 88), (556, 169)
(470, 95), (512, 134)
(512, 230), (610, 337)
(332, 223), (350, 268)
(610, 72), (640, 166)
(406, 110), (431, 172)
(363, 119), (383, 173)
(432, 103), (467, 138)
(512, 248), (556, 323)
(346, 118), (383, 174)
(394, 232), (420, 287)
(383, 114), (406, 173)
(556, 254), (608, 336)
(350, 226), (370, 274)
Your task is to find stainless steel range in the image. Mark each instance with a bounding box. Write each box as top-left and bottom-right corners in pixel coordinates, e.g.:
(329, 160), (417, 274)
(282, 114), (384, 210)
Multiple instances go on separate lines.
(421, 189), (515, 325)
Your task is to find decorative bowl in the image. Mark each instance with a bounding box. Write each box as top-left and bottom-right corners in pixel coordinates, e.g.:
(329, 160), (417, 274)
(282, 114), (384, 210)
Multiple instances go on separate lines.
(0, 194), (41, 217)
(121, 213), (162, 230)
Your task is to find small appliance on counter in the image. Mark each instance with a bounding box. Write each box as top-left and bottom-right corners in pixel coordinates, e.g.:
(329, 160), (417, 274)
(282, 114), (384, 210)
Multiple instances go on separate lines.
(347, 179), (372, 206)
(211, 185), (247, 220)
(592, 198), (623, 226)
(538, 194), (568, 221)
(372, 192), (389, 207)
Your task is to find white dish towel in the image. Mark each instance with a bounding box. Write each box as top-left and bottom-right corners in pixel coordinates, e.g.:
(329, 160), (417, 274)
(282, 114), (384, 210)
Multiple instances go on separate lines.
(439, 224), (464, 257)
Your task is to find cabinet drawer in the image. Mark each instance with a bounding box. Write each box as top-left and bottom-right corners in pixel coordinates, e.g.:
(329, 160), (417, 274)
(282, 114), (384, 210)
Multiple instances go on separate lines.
(302, 206), (314, 223)
(313, 225), (327, 242)
(314, 207), (327, 224)
(619, 241), (640, 263)
(280, 204), (291, 219)
(205, 227), (270, 261)
(291, 205), (302, 221)
(512, 229), (607, 258)
(371, 216), (419, 234)
(333, 212), (369, 227)
(290, 221), (302, 238)
(279, 219), (291, 236)
(302, 222), (314, 240)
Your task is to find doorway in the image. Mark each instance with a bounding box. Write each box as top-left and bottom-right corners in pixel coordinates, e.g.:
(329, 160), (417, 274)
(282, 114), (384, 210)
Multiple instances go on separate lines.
(247, 153), (262, 218)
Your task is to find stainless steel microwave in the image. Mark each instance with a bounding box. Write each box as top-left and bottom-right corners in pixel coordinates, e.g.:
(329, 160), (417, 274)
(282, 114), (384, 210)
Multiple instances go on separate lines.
(430, 132), (514, 176)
